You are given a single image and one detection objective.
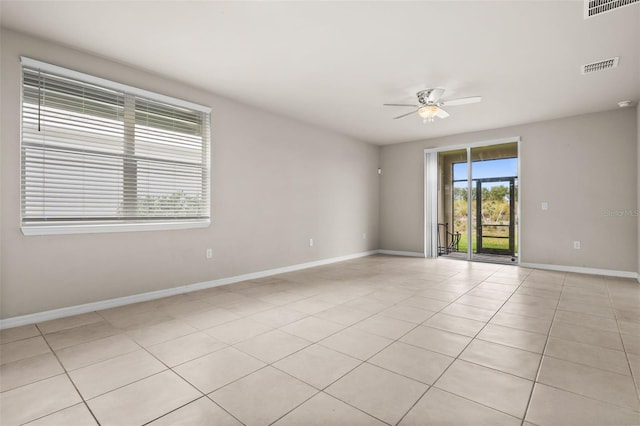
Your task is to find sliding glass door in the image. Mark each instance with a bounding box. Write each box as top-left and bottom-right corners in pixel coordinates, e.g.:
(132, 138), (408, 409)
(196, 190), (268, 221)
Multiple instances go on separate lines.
(425, 140), (519, 264)
(470, 144), (518, 262)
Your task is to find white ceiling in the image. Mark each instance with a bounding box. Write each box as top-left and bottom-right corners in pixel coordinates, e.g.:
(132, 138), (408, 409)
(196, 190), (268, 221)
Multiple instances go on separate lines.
(1, 1), (639, 145)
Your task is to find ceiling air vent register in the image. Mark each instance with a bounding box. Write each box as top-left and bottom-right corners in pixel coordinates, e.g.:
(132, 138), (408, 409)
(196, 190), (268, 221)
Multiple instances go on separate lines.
(581, 57), (619, 74)
(584, 0), (639, 18)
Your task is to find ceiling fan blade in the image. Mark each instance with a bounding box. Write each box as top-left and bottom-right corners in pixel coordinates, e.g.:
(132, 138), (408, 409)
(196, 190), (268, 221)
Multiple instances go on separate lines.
(393, 110), (418, 119)
(384, 103), (419, 107)
(441, 96), (482, 107)
(426, 88), (445, 103)
(435, 108), (450, 119)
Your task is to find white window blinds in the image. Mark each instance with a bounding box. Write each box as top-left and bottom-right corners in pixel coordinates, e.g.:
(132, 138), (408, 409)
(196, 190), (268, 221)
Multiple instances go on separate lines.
(20, 57), (211, 235)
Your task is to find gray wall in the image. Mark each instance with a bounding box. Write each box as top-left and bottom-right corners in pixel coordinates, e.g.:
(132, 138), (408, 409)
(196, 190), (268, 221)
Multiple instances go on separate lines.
(0, 30), (380, 318)
(1, 29), (637, 320)
(381, 109), (638, 273)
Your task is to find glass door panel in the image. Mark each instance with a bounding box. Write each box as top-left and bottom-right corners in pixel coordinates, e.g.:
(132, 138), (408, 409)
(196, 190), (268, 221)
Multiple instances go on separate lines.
(437, 149), (467, 257)
(476, 178), (514, 255)
(470, 143), (518, 261)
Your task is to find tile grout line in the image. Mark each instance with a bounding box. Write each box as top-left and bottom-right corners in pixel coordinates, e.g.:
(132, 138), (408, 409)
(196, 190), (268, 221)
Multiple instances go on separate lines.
(174, 266), (632, 422)
(516, 280), (640, 416)
(232, 277), (392, 425)
(115, 334), (249, 425)
(265, 277), (444, 425)
(519, 272), (567, 426)
(33, 323), (103, 426)
(9, 260), (636, 424)
(298, 271), (640, 424)
(433, 269), (539, 415)
(208, 272), (406, 425)
(1, 267), (444, 425)
(0, 262), (507, 422)
(255, 268), (503, 425)
(144, 282), (385, 425)
(243, 290), (396, 425)
(521, 277), (640, 415)
(393, 267), (536, 426)
(518, 279), (640, 414)
(141, 395), (247, 426)
(41, 314), (245, 424)
(62, 282), (376, 425)
(265, 371), (396, 426)
(128, 333), (248, 426)
(605, 278), (640, 405)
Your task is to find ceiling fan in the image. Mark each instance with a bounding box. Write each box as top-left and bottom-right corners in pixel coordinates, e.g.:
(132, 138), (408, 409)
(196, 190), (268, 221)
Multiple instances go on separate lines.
(384, 88), (482, 123)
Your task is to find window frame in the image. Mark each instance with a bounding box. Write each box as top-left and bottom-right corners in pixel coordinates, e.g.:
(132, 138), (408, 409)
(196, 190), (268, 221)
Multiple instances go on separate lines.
(19, 57), (212, 236)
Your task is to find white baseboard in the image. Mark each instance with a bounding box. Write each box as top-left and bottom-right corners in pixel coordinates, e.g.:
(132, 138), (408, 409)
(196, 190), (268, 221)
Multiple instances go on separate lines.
(377, 249), (425, 258)
(519, 262), (639, 279)
(0, 250), (378, 330)
(4, 251), (636, 329)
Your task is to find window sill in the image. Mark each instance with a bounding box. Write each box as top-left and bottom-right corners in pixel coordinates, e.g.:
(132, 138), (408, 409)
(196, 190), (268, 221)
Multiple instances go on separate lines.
(21, 220), (210, 236)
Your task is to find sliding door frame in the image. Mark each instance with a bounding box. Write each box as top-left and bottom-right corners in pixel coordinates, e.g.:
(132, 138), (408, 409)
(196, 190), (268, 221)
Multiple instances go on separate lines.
(423, 137), (522, 262)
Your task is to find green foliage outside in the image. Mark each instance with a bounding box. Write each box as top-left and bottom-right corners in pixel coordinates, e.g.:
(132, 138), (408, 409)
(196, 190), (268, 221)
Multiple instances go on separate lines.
(456, 231), (518, 253)
(452, 184), (517, 253)
(119, 190), (203, 216)
(138, 190), (202, 216)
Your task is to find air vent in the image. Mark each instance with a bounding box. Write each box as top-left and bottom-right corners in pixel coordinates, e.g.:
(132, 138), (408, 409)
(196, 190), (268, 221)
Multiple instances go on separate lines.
(581, 57), (619, 74)
(585, 0), (639, 18)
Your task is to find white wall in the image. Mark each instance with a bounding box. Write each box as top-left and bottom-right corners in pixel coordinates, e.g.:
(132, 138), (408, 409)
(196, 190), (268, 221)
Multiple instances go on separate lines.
(0, 29), (380, 319)
(380, 109), (638, 273)
(637, 105), (640, 279)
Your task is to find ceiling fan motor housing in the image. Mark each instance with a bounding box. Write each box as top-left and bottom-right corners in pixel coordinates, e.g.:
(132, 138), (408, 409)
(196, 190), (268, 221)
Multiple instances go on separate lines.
(417, 89), (443, 106)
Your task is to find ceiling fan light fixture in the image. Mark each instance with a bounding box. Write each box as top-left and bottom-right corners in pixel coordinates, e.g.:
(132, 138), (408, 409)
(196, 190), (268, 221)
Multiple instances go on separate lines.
(418, 105), (439, 122)
(384, 88), (481, 122)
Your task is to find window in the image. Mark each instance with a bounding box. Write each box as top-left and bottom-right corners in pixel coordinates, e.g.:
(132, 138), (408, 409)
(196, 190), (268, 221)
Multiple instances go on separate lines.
(20, 57), (211, 235)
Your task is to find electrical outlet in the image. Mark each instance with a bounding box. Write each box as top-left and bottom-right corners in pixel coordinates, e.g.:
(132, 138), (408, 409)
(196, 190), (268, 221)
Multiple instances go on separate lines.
(206, 248), (213, 259)
(573, 241), (581, 249)
(362, 232), (367, 240)
(541, 202), (548, 210)
(309, 238), (314, 247)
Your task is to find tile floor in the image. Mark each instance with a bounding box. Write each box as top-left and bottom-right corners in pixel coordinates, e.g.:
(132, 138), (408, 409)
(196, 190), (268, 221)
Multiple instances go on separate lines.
(1, 255), (640, 425)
